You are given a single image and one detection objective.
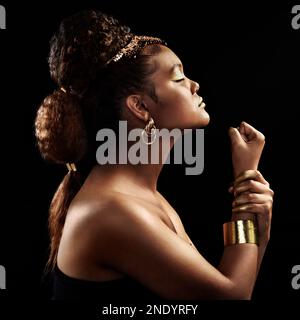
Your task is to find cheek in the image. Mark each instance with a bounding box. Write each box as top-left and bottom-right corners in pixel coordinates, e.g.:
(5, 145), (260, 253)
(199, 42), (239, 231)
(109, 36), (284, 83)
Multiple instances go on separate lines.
(158, 85), (192, 108)
(152, 85), (196, 127)
(155, 98), (194, 128)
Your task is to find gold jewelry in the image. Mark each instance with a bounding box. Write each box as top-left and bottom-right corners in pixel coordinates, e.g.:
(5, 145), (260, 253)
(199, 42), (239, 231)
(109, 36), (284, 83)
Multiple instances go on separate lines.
(105, 35), (166, 65)
(66, 162), (77, 172)
(141, 117), (157, 145)
(223, 219), (258, 246)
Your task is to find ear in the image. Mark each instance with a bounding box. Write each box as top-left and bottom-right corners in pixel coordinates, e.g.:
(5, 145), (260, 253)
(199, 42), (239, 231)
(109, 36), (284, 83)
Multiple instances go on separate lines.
(125, 95), (149, 122)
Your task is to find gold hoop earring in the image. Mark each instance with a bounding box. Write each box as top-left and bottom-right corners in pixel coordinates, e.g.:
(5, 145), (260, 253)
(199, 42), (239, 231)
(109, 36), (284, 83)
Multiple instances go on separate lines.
(141, 117), (157, 145)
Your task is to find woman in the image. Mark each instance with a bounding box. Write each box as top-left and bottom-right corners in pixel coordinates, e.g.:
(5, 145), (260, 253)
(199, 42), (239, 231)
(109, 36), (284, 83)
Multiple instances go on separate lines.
(35, 10), (273, 300)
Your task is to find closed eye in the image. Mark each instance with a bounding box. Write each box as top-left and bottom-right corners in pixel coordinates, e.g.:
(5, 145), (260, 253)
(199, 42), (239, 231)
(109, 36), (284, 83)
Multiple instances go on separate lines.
(174, 78), (185, 83)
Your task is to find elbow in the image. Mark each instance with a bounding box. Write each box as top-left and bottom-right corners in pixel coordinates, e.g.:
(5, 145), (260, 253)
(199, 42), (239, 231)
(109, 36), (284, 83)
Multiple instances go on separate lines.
(223, 281), (253, 300)
(229, 291), (252, 300)
(191, 280), (254, 300)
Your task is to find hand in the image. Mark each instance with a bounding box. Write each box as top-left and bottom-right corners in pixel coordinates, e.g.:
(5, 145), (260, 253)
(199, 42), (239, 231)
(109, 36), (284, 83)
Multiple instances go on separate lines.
(229, 170), (274, 245)
(228, 122), (265, 179)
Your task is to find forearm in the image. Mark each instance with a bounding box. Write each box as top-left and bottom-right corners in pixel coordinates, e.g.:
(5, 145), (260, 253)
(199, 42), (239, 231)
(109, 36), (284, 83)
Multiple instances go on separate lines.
(218, 243), (258, 299)
(231, 212), (268, 280)
(218, 241), (268, 298)
(217, 212), (268, 298)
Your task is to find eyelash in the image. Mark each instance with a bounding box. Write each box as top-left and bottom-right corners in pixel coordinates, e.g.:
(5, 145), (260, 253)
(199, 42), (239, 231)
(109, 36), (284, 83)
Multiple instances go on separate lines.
(174, 78), (185, 83)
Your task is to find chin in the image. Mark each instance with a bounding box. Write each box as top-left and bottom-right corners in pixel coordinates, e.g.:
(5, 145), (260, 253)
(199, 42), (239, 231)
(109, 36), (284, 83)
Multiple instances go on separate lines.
(201, 114), (210, 127)
(197, 110), (210, 128)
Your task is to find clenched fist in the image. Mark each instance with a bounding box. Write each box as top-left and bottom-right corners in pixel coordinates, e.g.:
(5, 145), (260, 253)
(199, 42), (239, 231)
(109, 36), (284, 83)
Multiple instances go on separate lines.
(229, 122), (265, 179)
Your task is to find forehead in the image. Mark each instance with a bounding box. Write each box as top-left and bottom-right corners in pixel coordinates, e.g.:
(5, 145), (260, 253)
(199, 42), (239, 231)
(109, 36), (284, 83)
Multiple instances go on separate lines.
(150, 46), (183, 75)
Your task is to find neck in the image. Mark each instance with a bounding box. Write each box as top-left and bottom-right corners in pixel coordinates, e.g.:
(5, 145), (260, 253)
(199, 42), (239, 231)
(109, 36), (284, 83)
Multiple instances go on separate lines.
(91, 135), (179, 194)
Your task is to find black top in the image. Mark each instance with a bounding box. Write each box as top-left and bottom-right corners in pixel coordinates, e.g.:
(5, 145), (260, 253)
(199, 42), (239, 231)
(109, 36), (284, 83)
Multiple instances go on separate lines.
(52, 265), (162, 302)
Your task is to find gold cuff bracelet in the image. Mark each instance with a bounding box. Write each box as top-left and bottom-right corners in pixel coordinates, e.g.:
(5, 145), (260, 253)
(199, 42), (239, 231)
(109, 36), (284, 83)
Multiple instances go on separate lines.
(223, 219), (258, 246)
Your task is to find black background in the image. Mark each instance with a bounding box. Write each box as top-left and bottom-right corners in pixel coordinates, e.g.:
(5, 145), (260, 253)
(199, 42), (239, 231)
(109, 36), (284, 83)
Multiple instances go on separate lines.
(0, 0), (299, 311)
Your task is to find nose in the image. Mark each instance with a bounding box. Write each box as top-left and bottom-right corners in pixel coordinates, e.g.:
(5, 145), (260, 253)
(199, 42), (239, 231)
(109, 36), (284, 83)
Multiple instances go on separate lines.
(191, 80), (200, 95)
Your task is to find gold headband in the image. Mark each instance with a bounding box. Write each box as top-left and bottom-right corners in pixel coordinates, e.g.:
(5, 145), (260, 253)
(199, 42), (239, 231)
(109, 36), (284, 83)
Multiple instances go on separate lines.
(105, 35), (167, 65)
(66, 162), (77, 172)
(59, 36), (166, 94)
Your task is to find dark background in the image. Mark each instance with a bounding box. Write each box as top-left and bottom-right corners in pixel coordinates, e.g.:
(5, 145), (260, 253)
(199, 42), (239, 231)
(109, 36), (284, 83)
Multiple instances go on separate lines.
(0, 0), (299, 307)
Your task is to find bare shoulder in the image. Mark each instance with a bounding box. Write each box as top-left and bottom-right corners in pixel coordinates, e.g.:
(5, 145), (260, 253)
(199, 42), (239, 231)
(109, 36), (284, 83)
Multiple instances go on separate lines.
(66, 191), (161, 242)
(90, 192), (162, 234)
(76, 191), (165, 264)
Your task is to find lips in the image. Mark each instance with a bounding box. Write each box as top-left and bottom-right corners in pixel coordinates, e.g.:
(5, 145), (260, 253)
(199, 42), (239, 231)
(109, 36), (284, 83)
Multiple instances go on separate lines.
(197, 96), (206, 108)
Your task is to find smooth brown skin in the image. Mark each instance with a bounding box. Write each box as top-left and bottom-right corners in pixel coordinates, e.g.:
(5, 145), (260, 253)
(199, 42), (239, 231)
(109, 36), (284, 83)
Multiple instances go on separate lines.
(57, 46), (273, 299)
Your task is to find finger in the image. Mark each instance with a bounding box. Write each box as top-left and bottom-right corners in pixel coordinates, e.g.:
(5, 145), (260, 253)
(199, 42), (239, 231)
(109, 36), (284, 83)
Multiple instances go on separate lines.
(228, 127), (245, 146)
(255, 170), (269, 186)
(239, 121), (265, 142)
(232, 202), (272, 215)
(238, 122), (249, 142)
(234, 170), (269, 187)
(234, 180), (271, 196)
(232, 193), (273, 207)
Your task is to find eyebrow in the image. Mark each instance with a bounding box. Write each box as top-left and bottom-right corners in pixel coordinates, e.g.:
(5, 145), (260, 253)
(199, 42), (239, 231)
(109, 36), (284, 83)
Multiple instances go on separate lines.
(170, 63), (183, 74)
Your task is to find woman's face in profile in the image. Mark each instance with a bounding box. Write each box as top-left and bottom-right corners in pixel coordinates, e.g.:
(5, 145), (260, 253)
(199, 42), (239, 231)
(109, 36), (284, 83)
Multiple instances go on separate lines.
(144, 45), (210, 130)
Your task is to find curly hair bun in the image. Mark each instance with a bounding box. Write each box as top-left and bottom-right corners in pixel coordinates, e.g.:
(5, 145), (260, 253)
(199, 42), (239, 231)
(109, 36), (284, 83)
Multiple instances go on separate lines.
(35, 89), (87, 164)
